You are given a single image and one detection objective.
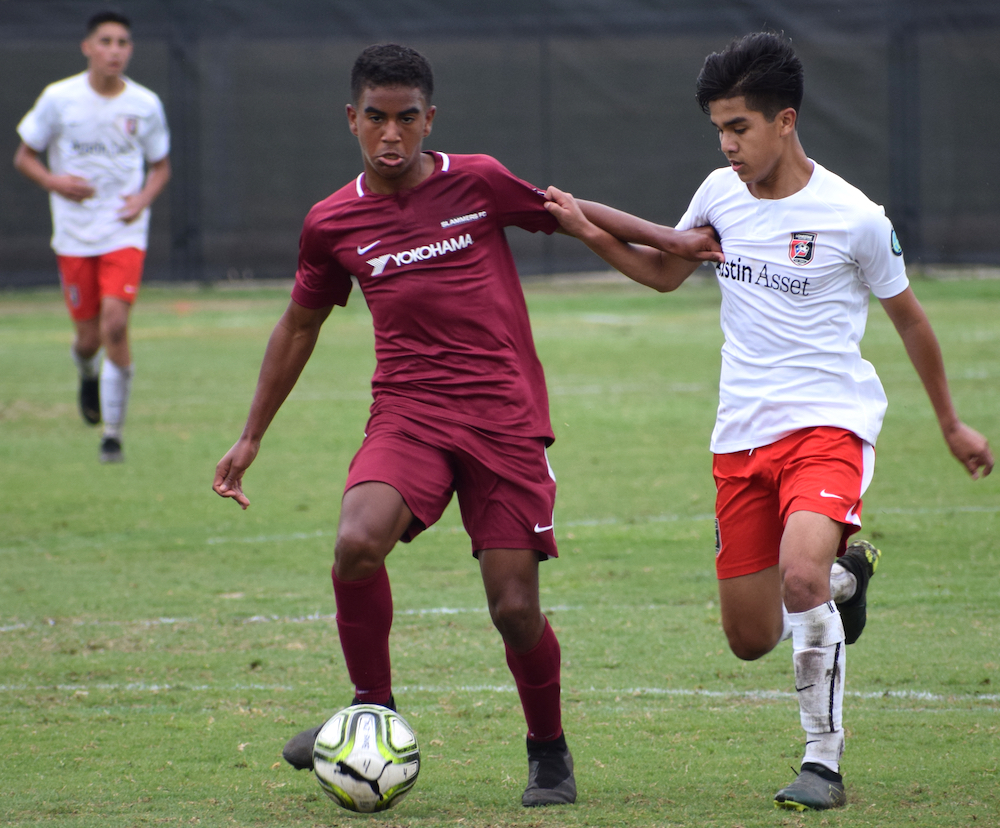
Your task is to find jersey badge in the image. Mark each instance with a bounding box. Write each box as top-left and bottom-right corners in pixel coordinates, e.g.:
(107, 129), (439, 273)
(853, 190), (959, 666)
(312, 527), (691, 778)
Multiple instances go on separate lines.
(890, 229), (903, 256)
(788, 232), (818, 266)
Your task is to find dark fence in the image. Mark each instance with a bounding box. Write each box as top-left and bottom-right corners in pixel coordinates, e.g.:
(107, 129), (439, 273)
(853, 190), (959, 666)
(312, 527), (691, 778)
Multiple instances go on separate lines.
(3, 0), (999, 287)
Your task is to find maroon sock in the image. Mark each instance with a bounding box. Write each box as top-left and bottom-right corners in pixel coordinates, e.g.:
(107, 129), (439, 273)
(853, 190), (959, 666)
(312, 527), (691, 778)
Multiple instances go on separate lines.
(332, 565), (393, 705)
(505, 617), (563, 741)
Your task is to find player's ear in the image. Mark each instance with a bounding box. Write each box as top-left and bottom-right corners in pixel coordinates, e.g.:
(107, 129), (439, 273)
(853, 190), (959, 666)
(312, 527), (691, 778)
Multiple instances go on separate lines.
(777, 106), (798, 136)
(346, 104), (359, 136)
(423, 105), (436, 137)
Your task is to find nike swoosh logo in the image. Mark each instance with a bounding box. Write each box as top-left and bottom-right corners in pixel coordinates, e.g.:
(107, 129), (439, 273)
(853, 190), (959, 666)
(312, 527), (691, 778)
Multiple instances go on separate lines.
(819, 490), (843, 499)
(357, 240), (381, 255)
(795, 684), (816, 693)
(533, 523), (554, 533)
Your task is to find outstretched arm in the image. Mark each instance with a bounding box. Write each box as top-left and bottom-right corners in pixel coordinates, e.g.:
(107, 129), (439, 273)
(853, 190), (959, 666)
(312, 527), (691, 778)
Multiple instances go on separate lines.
(879, 287), (993, 479)
(213, 299), (334, 508)
(545, 186), (722, 292)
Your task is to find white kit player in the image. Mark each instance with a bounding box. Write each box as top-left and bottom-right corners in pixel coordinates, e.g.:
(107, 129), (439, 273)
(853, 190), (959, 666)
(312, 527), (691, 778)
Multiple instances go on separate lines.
(544, 32), (992, 811)
(15, 10), (170, 462)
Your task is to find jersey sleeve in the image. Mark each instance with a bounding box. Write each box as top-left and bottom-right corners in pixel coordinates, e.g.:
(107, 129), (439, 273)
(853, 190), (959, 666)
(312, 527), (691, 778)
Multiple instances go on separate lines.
(16, 87), (57, 152)
(141, 94), (170, 163)
(291, 207), (354, 309)
(475, 156), (559, 234)
(675, 174), (714, 231)
(853, 209), (909, 299)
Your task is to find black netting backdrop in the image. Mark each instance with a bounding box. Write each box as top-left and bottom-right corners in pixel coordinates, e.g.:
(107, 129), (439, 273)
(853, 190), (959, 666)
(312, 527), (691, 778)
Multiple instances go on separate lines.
(2, 0), (999, 287)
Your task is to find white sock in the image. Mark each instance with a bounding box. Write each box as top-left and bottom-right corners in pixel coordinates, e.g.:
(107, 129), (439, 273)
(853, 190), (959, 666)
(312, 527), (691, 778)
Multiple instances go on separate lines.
(780, 604), (792, 643)
(789, 601), (846, 774)
(830, 562), (858, 603)
(100, 360), (133, 437)
(72, 348), (101, 380)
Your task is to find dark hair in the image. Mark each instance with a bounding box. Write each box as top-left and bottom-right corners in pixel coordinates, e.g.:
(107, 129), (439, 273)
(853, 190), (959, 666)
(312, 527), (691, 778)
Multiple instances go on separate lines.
(351, 44), (434, 104)
(696, 32), (803, 120)
(86, 10), (131, 34)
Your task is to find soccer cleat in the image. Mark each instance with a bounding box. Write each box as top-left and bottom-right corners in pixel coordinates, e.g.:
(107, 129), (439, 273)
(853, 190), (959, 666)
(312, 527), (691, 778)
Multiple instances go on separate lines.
(282, 695), (395, 771)
(836, 539), (881, 645)
(79, 377), (101, 425)
(522, 734), (576, 807)
(774, 762), (846, 811)
(99, 436), (123, 463)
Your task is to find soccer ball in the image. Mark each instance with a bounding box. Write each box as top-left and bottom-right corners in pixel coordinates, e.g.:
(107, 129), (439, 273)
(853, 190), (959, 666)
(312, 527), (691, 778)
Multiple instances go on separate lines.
(312, 703), (420, 813)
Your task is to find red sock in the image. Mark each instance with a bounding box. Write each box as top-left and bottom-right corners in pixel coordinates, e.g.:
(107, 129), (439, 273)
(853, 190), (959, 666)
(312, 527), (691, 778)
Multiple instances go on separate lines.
(505, 617), (563, 741)
(332, 565), (393, 705)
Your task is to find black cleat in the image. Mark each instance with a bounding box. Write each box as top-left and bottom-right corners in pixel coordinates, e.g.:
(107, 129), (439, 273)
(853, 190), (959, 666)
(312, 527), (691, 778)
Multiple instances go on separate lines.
(774, 762), (846, 811)
(79, 377), (100, 425)
(522, 734), (576, 807)
(282, 695), (395, 771)
(99, 436), (123, 463)
(836, 539), (881, 645)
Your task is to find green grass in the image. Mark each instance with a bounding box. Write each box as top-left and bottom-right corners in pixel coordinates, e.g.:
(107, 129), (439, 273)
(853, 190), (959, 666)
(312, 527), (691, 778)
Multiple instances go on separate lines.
(1, 275), (997, 827)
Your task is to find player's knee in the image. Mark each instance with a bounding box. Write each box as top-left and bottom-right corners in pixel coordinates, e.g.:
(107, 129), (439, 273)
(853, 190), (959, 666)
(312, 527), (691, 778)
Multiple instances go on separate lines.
(333, 527), (387, 580)
(723, 622), (777, 661)
(487, 591), (540, 645)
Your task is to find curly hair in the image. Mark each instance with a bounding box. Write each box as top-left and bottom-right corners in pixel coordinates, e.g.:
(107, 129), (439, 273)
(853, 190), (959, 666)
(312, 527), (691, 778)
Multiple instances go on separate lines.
(351, 44), (434, 104)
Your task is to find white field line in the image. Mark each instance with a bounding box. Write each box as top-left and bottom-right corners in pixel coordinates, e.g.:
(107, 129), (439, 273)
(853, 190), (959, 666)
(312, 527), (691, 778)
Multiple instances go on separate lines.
(0, 681), (995, 705)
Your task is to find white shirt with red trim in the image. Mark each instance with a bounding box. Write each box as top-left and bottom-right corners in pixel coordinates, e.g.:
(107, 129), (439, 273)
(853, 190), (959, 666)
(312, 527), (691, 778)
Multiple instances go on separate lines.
(17, 72), (170, 256)
(677, 160), (909, 454)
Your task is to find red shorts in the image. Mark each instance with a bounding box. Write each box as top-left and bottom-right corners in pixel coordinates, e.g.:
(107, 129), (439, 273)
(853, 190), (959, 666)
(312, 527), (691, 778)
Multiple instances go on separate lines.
(57, 247), (146, 321)
(345, 410), (558, 558)
(712, 426), (875, 579)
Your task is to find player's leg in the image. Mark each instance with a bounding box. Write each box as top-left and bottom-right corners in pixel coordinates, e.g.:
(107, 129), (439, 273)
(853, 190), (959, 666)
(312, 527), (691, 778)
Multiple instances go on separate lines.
(58, 255), (102, 425)
(458, 435), (573, 806)
(95, 248), (144, 462)
(332, 481), (415, 706)
(479, 547), (575, 807)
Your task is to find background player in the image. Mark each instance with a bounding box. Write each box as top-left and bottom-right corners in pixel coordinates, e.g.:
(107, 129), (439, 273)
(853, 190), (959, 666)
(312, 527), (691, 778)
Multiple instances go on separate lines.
(543, 31), (992, 811)
(14, 10), (170, 463)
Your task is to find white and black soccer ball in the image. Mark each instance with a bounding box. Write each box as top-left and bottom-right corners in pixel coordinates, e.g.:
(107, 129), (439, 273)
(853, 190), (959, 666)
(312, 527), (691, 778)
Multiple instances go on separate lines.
(312, 703), (420, 813)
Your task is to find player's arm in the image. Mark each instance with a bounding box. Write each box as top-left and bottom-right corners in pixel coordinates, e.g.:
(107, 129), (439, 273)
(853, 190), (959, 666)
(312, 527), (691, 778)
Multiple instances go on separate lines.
(545, 186), (720, 292)
(119, 156), (171, 223)
(879, 286), (993, 479)
(213, 299), (334, 508)
(13, 142), (95, 201)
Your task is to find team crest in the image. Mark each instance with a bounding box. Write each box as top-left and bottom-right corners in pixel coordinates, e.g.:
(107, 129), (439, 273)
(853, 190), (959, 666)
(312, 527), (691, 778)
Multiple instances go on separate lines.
(788, 232), (817, 266)
(117, 115), (138, 136)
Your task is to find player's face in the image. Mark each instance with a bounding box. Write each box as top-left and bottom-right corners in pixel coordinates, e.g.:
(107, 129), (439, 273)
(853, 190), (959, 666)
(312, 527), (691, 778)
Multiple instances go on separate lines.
(82, 23), (133, 80)
(709, 96), (796, 193)
(347, 85), (436, 194)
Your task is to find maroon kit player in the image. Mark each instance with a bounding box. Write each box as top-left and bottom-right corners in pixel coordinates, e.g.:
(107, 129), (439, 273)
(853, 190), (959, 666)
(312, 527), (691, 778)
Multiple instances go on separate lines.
(214, 42), (719, 807)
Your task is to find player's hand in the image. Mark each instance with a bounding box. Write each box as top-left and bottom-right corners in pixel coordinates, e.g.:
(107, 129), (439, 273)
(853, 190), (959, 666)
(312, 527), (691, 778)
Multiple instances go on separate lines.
(213, 439), (259, 509)
(544, 186), (595, 240)
(659, 225), (724, 263)
(943, 421), (994, 479)
(49, 174), (95, 202)
(118, 193), (148, 223)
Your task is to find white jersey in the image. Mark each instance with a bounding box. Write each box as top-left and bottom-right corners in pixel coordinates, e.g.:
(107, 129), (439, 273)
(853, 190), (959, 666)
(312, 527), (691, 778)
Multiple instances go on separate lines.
(17, 72), (170, 257)
(677, 160), (909, 454)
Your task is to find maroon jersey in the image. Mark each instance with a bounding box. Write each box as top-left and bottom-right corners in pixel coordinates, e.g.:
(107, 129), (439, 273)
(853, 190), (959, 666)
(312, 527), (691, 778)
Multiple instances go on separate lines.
(292, 152), (559, 442)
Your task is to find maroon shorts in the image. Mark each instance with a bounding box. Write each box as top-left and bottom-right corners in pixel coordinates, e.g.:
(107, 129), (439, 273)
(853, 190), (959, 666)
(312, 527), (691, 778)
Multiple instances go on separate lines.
(345, 410), (558, 558)
(712, 426), (875, 579)
(57, 247), (145, 321)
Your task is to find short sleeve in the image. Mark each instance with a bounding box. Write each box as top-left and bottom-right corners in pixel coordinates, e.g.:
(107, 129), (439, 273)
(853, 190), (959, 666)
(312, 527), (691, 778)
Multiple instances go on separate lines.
(16, 88), (56, 152)
(475, 156), (559, 234)
(291, 207), (353, 309)
(854, 209), (909, 299)
(675, 175), (713, 231)
(141, 95), (170, 163)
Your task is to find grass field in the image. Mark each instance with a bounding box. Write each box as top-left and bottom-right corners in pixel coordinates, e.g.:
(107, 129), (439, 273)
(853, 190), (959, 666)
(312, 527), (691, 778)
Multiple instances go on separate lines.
(1, 275), (997, 827)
